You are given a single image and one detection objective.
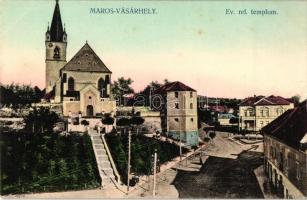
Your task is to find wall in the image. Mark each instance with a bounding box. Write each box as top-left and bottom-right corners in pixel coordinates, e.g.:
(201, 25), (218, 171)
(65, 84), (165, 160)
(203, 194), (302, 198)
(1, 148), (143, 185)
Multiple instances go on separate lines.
(239, 104), (294, 131)
(61, 70), (111, 97)
(264, 134), (306, 198)
(166, 91), (198, 146)
(45, 41), (67, 93)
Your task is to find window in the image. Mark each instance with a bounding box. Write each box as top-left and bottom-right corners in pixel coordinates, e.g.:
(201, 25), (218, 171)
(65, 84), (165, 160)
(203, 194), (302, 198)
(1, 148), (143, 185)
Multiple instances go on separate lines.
(174, 92), (178, 98)
(89, 96), (92, 99)
(260, 121), (264, 127)
(68, 77), (74, 91)
(98, 78), (105, 91)
(174, 118), (179, 122)
(244, 110), (248, 117)
(98, 78), (107, 97)
(63, 73), (67, 83)
(190, 103), (193, 109)
(105, 75), (110, 84)
(53, 46), (60, 59)
(175, 102), (179, 109)
(190, 118), (194, 122)
(248, 109), (253, 116)
(190, 92), (193, 98)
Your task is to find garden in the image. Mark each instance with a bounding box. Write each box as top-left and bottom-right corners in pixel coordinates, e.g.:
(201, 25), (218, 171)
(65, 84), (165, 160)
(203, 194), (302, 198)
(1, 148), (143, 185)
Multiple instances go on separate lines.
(0, 108), (100, 195)
(105, 133), (189, 184)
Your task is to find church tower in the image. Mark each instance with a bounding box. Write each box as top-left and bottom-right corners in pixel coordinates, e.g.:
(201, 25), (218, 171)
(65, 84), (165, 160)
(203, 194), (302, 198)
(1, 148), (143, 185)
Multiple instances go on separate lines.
(45, 0), (67, 93)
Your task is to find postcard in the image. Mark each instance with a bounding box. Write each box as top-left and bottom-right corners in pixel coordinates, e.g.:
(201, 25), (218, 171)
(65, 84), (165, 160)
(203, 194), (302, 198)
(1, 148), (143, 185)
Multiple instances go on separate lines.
(0, 0), (306, 199)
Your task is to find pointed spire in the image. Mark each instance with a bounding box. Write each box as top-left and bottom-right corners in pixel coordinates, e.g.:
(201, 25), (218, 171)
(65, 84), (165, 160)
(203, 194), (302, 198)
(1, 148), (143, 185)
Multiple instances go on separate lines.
(50, 0), (64, 42)
(47, 22), (50, 32)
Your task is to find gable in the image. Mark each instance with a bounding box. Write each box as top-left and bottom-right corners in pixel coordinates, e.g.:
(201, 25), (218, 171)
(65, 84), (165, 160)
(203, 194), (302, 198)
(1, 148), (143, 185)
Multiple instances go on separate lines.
(61, 43), (111, 73)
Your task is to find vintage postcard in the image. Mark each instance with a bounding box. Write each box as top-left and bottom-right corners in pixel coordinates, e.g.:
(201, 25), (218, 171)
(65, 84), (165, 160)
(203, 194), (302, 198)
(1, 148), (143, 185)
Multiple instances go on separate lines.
(0, 0), (306, 199)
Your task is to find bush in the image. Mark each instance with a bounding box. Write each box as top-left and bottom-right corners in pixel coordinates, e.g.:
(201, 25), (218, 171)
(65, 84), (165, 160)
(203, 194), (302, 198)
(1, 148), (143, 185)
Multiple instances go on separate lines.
(105, 134), (188, 185)
(0, 131), (100, 195)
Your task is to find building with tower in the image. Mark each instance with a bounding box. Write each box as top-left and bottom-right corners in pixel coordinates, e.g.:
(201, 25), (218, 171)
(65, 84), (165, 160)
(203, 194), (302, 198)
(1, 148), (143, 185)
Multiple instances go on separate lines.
(44, 0), (116, 118)
(154, 81), (199, 146)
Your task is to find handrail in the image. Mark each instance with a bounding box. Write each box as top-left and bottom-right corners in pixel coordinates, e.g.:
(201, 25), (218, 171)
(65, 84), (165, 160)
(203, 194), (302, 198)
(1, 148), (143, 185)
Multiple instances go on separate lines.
(101, 134), (121, 184)
(89, 133), (105, 187)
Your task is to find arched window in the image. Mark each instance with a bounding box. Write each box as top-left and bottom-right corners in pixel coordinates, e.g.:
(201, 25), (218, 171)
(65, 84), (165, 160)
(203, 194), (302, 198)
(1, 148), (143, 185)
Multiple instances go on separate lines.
(68, 77), (74, 91)
(98, 78), (105, 91)
(54, 46), (60, 59)
(190, 103), (193, 109)
(98, 78), (108, 97)
(105, 75), (110, 84)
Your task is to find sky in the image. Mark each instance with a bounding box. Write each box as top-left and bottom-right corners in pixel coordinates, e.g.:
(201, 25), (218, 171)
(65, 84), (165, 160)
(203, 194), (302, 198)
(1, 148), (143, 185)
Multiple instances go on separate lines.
(0, 0), (306, 99)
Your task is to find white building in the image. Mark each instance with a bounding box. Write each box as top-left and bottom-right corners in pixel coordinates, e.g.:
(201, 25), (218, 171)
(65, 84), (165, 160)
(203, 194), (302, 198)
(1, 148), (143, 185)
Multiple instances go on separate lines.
(239, 95), (294, 131)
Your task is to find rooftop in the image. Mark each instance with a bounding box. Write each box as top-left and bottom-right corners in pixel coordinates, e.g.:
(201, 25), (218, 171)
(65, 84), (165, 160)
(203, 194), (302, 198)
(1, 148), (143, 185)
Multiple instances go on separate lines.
(240, 95), (291, 106)
(262, 100), (307, 150)
(154, 81), (196, 94)
(61, 42), (111, 73)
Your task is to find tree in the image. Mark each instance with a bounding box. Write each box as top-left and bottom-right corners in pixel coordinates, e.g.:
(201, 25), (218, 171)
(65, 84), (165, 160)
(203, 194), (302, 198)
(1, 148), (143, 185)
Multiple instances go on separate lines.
(229, 117), (239, 124)
(24, 107), (59, 133)
(130, 116), (145, 135)
(116, 117), (130, 135)
(209, 131), (216, 140)
(290, 95), (301, 106)
(101, 113), (114, 133)
(204, 137), (210, 143)
(81, 120), (89, 126)
(112, 77), (134, 105)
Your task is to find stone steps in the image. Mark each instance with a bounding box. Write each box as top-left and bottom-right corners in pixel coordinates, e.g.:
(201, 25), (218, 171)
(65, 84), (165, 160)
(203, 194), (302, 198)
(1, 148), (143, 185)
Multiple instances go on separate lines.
(89, 131), (117, 188)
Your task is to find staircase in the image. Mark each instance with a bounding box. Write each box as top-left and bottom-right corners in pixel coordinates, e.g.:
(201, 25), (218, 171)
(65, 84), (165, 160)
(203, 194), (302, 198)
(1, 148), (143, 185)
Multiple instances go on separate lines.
(89, 129), (121, 188)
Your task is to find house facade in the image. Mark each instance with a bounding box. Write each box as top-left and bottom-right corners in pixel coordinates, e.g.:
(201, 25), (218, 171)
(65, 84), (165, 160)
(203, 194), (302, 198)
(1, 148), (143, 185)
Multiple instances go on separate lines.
(239, 95), (293, 131)
(262, 100), (307, 198)
(44, 0), (116, 118)
(154, 81), (199, 146)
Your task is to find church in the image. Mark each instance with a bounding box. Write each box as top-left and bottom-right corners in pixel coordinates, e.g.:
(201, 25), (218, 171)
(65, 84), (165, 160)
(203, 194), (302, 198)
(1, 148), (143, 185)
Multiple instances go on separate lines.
(44, 0), (116, 118)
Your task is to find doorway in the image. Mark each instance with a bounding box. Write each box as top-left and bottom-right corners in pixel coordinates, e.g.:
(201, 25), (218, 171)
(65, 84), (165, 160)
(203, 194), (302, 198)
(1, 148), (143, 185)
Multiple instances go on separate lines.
(86, 105), (94, 117)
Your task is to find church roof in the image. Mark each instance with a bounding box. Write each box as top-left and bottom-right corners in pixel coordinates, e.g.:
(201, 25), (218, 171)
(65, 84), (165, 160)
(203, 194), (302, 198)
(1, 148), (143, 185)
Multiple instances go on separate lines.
(49, 0), (65, 42)
(61, 43), (112, 73)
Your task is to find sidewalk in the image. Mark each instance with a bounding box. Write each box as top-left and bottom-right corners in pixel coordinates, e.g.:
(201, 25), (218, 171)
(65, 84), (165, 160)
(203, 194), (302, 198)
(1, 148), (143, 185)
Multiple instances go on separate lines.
(254, 165), (278, 199)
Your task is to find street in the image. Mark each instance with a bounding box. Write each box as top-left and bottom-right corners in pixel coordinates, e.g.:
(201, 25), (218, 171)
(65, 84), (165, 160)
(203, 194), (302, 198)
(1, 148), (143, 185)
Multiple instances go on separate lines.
(171, 132), (264, 198)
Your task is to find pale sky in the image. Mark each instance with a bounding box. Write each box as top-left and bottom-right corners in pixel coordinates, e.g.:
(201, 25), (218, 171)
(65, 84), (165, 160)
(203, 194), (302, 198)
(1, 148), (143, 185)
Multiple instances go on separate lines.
(0, 0), (306, 99)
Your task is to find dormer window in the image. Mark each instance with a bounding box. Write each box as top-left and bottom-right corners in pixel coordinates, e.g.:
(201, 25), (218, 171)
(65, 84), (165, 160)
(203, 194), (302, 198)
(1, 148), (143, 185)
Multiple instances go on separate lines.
(53, 46), (60, 59)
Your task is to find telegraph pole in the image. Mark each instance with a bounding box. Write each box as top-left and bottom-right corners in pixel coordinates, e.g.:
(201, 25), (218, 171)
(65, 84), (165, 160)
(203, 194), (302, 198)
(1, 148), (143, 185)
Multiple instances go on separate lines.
(153, 149), (157, 198)
(127, 129), (131, 193)
(179, 132), (182, 163)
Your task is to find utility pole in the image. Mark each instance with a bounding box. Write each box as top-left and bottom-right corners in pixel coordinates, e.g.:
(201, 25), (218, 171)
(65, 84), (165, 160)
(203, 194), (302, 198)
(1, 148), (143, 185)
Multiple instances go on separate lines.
(153, 149), (157, 198)
(127, 129), (131, 194)
(179, 132), (182, 163)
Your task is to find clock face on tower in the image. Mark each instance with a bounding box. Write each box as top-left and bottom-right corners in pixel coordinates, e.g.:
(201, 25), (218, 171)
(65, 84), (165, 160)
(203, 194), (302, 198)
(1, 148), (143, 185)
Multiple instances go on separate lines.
(48, 43), (53, 47)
